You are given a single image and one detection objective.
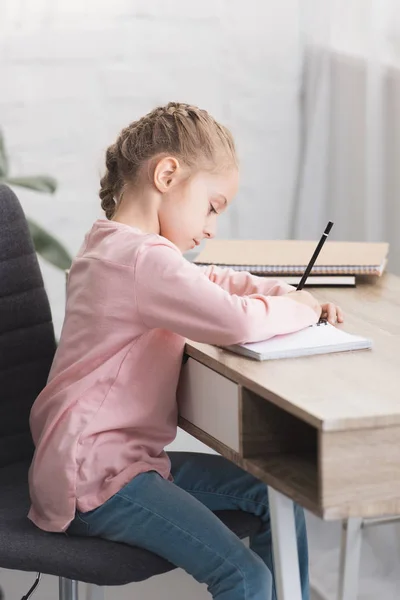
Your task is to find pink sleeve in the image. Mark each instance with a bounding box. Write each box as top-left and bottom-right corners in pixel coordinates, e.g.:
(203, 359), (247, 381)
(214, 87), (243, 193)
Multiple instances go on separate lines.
(201, 264), (295, 296)
(134, 243), (318, 346)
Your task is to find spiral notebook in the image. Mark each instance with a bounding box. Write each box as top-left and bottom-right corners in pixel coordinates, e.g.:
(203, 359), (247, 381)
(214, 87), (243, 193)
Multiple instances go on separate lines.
(195, 240), (389, 277)
(224, 322), (372, 361)
(270, 275), (356, 287)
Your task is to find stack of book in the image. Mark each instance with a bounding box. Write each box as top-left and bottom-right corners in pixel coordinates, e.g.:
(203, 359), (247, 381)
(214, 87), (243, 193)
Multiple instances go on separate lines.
(195, 240), (389, 287)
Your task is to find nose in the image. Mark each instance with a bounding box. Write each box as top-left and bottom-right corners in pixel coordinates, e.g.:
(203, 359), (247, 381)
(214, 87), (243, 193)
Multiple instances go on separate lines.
(204, 225), (216, 240)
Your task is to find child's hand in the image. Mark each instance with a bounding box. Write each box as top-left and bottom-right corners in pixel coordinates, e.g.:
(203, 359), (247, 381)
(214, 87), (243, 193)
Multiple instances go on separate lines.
(284, 290), (322, 319)
(320, 302), (344, 324)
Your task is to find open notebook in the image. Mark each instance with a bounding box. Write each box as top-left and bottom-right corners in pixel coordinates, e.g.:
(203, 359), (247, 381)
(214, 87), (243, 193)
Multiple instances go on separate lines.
(224, 322), (372, 361)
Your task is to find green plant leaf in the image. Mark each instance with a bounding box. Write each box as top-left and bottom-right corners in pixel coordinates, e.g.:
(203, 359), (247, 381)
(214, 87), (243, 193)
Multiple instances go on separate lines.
(3, 175), (57, 193)
(27, 218), (72, 270)
(0, 130), (9, 177)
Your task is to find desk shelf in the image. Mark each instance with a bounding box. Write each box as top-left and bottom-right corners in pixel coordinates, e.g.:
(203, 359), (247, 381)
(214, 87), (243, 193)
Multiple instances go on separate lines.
(240, 387), (319, 513)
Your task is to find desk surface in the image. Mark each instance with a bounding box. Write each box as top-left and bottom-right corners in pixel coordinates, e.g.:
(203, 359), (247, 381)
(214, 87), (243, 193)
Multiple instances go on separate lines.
(185, 273), (400, 433)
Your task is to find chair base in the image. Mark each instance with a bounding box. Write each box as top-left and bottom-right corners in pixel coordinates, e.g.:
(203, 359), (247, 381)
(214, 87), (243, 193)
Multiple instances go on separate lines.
(59, 577), (78, 600)
(58, 579), (106, 600)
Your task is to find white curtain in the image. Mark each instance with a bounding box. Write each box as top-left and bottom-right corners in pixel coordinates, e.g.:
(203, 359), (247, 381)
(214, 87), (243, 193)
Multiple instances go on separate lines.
(298, 4), (400, 597)
(293, 0), (400, 275)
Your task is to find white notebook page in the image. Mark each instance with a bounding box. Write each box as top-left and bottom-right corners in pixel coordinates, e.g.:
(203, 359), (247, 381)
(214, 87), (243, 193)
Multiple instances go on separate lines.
(234, 322), (372, 360)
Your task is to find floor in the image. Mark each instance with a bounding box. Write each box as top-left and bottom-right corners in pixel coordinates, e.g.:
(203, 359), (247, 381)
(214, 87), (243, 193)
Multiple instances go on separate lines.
(0, 567), (322, 600)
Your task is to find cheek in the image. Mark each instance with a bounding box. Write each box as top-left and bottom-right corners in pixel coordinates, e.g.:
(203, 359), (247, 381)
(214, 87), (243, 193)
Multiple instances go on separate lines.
(182, 211), (200, 233)
(164, 207), (193, 239)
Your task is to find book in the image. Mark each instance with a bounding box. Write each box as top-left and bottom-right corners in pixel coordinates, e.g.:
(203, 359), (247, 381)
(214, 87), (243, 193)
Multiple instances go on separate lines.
(270, 275), (356, 287)
(195, 240), (389, 276)
(224, 322), (372, 361)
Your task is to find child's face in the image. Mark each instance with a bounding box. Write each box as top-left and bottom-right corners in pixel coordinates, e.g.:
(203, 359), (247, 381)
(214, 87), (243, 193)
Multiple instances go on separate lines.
(159, 167), (239, 253)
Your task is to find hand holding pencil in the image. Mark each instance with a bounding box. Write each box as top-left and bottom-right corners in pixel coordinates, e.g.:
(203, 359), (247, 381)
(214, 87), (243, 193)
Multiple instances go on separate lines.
(283, 221), (344, 324)
(283, 289), (322, 319)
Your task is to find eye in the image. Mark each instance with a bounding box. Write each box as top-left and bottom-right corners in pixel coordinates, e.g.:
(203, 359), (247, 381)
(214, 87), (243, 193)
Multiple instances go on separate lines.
(209, 203), (218, 215)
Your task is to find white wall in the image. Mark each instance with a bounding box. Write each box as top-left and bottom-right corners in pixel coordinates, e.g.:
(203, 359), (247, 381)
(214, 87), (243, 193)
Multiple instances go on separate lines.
(1, 0), (302, 337)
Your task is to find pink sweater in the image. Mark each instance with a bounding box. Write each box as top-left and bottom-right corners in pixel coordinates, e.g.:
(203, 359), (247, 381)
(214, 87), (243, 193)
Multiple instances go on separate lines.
(28, 219), (318, 532)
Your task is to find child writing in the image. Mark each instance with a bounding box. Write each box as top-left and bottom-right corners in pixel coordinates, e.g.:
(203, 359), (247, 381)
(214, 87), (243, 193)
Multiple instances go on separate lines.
(28, 102), (343, 600)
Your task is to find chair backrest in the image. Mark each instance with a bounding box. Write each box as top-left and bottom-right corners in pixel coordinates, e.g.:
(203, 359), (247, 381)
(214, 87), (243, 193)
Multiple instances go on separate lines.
(0, 184), (56, 467)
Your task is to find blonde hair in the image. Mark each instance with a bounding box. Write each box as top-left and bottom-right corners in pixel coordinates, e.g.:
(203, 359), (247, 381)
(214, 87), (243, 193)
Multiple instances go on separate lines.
(99, 102), (237, 219)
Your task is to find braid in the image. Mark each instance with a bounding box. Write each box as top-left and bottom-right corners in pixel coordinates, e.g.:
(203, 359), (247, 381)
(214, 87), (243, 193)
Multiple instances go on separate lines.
(98, 102), (237, 218)
(99, 144), (122, 220)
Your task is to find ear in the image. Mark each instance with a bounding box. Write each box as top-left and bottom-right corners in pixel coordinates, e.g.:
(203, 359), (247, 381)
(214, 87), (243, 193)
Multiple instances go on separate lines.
(153, 156), (181, 193)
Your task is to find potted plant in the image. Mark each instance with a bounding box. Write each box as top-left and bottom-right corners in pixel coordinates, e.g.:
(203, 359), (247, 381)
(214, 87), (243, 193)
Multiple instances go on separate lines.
(0, 129), (72, 270)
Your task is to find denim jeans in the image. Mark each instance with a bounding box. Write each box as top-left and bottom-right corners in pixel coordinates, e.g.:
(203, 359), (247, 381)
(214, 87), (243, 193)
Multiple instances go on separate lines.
(67, 452), (309, 600)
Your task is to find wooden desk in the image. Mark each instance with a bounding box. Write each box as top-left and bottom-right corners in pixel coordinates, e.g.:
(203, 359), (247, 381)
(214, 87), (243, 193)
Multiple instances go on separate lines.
(177, 274), (400, 600)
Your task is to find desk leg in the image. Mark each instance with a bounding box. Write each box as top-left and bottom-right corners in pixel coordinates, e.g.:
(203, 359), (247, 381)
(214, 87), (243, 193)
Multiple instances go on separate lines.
(337, 518), (363, 600)
(268, 487), (302, 600)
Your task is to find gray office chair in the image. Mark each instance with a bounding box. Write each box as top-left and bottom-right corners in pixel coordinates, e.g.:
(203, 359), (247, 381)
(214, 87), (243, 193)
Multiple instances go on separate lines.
(0, 184), (261, 600)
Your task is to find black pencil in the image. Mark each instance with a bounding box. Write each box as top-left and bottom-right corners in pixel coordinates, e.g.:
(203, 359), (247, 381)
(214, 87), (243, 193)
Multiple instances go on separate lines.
(296, 221), (334, 291)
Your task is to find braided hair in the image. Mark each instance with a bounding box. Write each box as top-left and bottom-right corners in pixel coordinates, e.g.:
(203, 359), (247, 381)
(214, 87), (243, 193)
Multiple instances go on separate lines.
(99, 102), (237, 219)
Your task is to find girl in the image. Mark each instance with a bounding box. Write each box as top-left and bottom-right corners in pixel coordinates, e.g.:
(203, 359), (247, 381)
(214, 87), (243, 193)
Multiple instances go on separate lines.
(28, 102), (343, 600)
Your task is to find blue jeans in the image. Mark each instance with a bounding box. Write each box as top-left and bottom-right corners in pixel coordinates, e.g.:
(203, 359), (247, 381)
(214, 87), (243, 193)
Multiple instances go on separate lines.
(67, 452), (309, 600)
